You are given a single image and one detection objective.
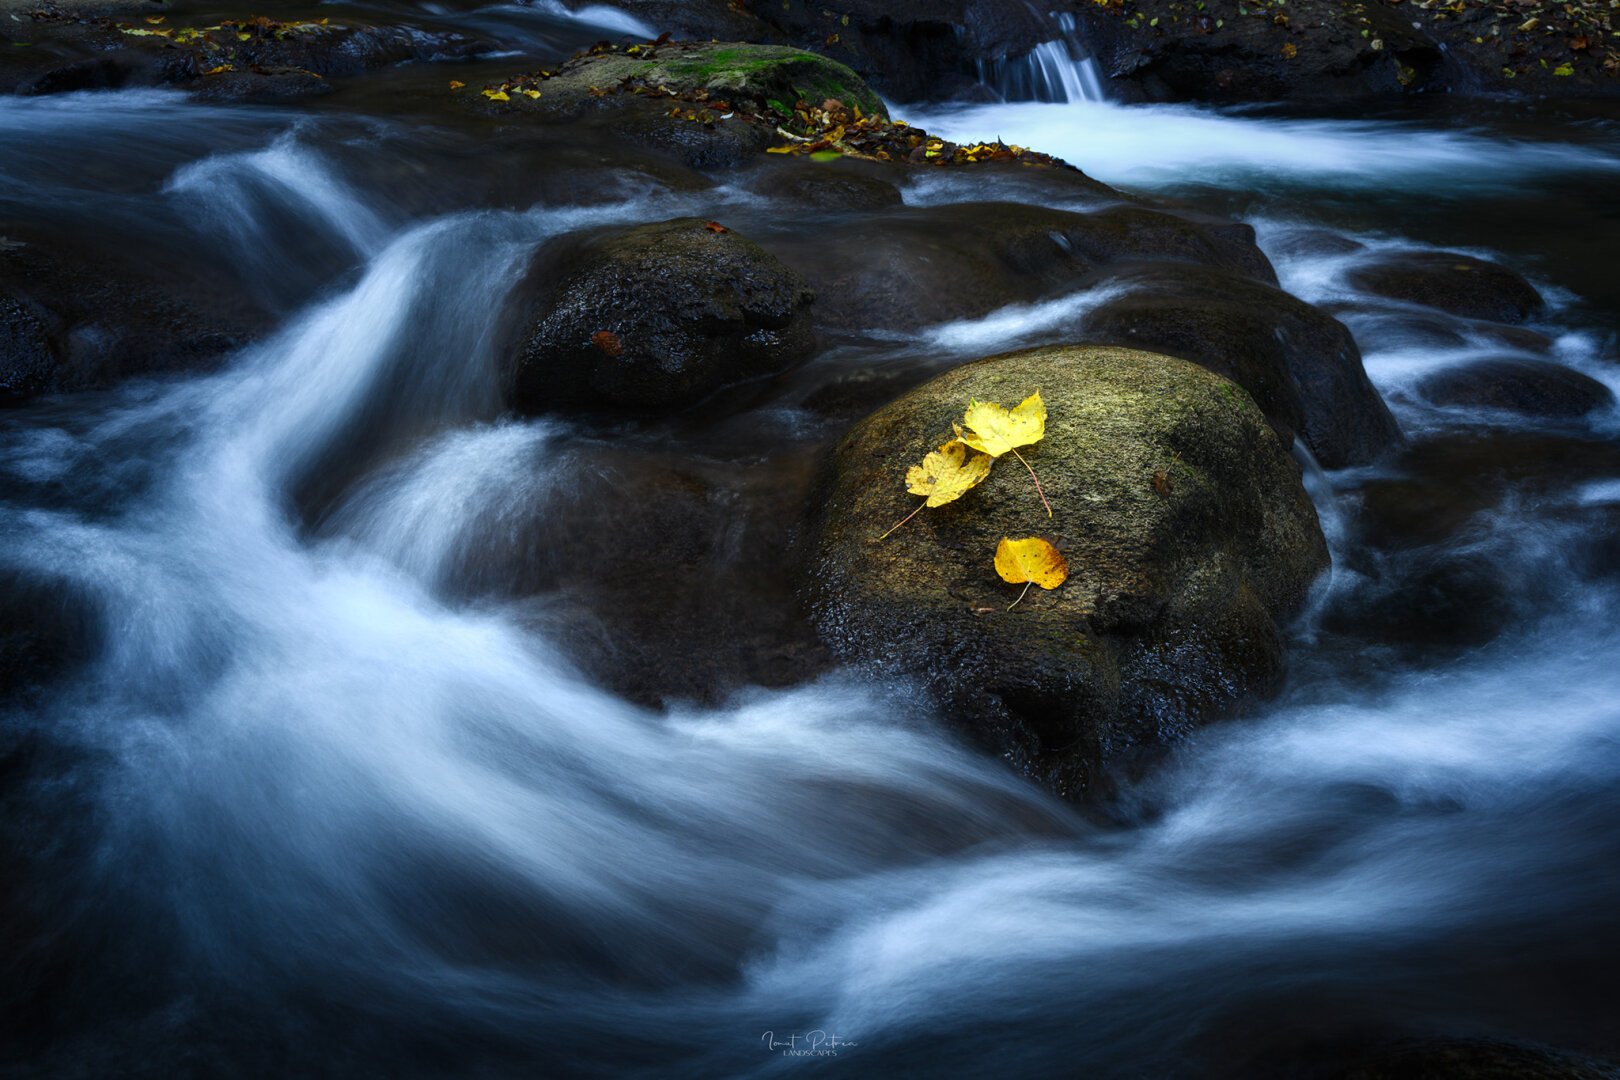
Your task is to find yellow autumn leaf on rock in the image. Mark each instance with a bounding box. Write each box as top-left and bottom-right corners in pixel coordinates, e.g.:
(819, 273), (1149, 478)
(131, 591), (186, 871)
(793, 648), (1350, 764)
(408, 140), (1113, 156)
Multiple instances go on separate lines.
(955, 390), (1052, 517)
(877, 440), (991, 540)
(905, 439), (991, 508)
(956, 391), (1046, 457)
(482, 88), (510, 102)
(995, 536), (1068, 609)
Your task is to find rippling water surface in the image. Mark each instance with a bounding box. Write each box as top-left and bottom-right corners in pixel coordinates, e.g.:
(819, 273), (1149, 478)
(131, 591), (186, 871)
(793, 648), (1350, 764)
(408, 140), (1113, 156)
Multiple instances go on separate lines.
(5, 15), (1620, 1076)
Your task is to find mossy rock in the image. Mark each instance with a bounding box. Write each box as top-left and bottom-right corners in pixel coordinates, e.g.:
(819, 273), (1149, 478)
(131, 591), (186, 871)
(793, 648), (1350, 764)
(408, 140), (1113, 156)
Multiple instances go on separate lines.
(540, 41), (886, 119)
(807, 345), (1328, 799)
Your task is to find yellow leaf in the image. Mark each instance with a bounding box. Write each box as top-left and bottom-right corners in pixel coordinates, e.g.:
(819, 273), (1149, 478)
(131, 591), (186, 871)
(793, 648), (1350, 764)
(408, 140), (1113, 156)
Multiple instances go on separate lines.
(765, 145), (799, 153)
(905, 439), (992, 508)
(448, 80), (465, 90)
(995, 536), (1068, 607)
(521, 88), (541, 98)
(482, 88), (510, 102)
(956, 391), (1046, 457)
(957, 390), (1052, 516)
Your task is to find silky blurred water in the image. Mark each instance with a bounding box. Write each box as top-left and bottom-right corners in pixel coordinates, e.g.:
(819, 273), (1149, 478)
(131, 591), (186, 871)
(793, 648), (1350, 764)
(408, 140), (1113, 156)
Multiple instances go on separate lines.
(4, 34), (1620, 1080)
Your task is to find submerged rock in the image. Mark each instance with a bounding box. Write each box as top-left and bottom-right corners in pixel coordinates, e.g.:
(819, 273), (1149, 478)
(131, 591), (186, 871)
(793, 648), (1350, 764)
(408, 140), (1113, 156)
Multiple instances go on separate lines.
(807, 344), (1328, 799)
(1417, 356), (1614, 419)
(1346, 251), (1545, 325)
(1081, 263), (1401, 467)
(512, 217), (815, 412)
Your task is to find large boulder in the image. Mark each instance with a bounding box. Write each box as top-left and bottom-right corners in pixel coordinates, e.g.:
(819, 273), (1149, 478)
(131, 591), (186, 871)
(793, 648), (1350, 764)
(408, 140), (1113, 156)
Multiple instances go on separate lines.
(807, 344), (1328, 798)
(1346, 251), (1545, 325)
(1080, 263), (1401, 467)
(512, 217), (815, 412)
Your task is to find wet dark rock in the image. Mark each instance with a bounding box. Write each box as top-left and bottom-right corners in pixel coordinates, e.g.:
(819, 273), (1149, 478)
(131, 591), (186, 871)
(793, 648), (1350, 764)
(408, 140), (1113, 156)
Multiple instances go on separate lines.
(1417, 356), (1614, 419)
(0, 233), (263, 404)
(807, 344), (1327, 800)
(1081, 263), (1401, 468)
(1346, 252), (1545, 325)
(591, 96), (777, 169)
(772, 200), (1275, 335)
(186, 67), (334, 104)
(512, 218), (815, 413)
(2, 11), (483, 97)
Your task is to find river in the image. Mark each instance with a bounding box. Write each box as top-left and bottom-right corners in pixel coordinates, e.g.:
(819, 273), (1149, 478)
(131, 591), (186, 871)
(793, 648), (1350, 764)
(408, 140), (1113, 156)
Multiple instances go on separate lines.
(3, 4), (1620, 1077)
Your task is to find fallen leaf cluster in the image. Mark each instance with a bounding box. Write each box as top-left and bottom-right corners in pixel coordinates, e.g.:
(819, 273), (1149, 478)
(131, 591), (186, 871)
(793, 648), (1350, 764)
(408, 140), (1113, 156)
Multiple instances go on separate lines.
(32, 13), (342, 79)
(461, 38), (1074, 170)
(877, 392), (1068, 609)
(767, 98), (1070, 168)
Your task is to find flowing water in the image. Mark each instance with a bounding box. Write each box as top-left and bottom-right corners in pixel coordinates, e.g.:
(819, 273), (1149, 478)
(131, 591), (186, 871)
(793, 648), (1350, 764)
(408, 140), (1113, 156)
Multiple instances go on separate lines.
(5, 9), (1620, 1078)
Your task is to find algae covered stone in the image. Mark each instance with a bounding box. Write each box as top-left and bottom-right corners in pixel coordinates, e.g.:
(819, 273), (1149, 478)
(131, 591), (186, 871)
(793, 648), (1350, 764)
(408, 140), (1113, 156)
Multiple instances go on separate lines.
(807, 344), (1329, 799)
(543, 42), (886, 120)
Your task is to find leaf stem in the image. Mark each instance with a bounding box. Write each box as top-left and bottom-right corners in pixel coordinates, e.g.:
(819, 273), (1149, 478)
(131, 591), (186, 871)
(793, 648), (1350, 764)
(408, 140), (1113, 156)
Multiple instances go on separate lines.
(1009, 448), (1051, 518)
(875, 500), (925, 541)
(1007, 580), (1033, 610)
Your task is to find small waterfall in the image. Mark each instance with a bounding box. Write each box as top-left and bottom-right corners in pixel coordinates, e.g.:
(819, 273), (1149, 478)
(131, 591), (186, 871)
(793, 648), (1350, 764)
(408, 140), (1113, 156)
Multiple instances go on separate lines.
(978, 13), (1107, 103)
(164, 133), (390, 310)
